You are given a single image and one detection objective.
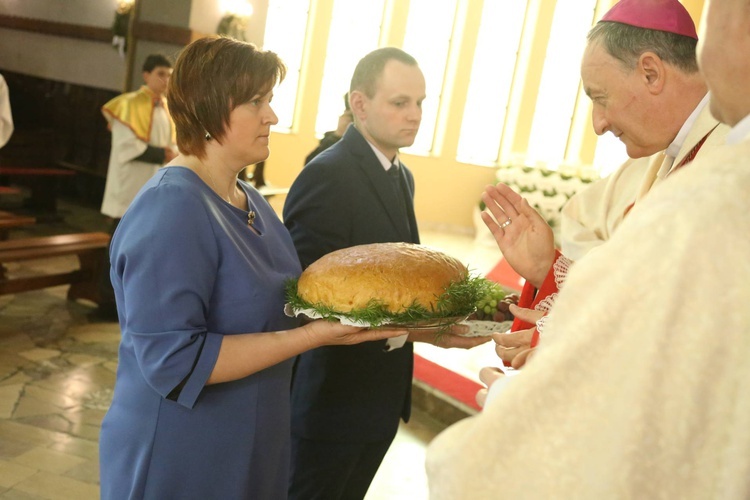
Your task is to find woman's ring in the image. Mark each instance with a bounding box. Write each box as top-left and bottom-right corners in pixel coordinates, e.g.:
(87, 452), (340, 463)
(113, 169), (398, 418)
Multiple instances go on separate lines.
(499, 218), (512, 229)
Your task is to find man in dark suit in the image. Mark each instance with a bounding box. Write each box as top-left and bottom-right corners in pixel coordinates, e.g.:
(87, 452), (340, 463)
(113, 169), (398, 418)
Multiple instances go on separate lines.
(284, 47), (485, 500)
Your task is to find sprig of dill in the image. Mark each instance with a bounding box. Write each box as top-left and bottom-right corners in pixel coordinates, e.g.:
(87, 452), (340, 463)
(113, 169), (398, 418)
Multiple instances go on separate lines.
(285, 273), (495, 327)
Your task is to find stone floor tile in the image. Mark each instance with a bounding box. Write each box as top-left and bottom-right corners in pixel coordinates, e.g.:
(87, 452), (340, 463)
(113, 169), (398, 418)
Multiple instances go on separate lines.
(0, 353), (35, 372)
(65, 325), (120, 344)
(0, 373), (32, 388)
(12, 448), (86, 475)
(73, 367), (116, 391)
(0, 421), (68, 448)
(17, 350), (60, 363)
(19, 386), (77, 411)
(15, 415), (77, 437)
(0, 385), (22, 419)
(61, 459), (99, 485)
(64, 354), (105, 368)
(11, 393), (60, 419)
(366, 408), (443, 500)
(12, 471), (98, 500)
(0, 488), (49, 499)
(0, 437), (36, 461)
(0, 337), (36, 355)
(72, 408), (107, 427)
(67, 423), (100, 442)
(47, 435), (98, 461)
(0, 460), (37, 488)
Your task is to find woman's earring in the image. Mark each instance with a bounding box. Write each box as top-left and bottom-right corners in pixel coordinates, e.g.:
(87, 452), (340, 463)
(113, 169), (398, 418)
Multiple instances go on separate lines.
(205, 132), (212, 141)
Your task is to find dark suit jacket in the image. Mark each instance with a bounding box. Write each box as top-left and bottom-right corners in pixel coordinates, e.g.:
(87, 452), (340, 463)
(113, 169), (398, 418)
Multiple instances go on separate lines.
(283, 125), (419, 442)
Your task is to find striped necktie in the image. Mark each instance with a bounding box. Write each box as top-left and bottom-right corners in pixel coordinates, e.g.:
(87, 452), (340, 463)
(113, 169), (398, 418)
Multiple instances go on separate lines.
(388, 164), (411, 231)
(388, 163), (402, 191)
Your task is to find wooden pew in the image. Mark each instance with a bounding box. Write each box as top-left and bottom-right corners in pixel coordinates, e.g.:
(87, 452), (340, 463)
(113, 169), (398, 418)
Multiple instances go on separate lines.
(0, 211), (36, 240)
(0, 232), (110, 303)
(0, 166), (76, 215)
(0, 186), (22, 196)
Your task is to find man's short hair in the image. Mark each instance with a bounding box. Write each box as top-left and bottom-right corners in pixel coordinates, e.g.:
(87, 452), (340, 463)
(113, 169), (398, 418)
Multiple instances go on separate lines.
(167, 36), (286, 158)
(142, 54), (172, 73)
(588, 22), (699, 73)
(350, 47), (418, 98)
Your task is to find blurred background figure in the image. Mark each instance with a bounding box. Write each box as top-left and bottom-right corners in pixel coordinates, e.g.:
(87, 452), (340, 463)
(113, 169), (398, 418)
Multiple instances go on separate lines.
(0, 74), (13, 149)
(304, 92), (352, 165)
(100, 54), (177, 224)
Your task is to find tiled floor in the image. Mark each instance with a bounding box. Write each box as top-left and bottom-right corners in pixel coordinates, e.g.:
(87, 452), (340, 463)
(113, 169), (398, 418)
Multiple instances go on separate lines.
(0, 198), (505, 499)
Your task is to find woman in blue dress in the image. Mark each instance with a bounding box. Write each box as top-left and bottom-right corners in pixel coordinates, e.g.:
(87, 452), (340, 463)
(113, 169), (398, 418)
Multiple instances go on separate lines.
(98, 36), (404, 500)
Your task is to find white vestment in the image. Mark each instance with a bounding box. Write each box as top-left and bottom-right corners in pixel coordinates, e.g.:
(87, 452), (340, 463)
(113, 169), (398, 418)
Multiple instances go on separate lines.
(100, 105), (173, 219)
(426, 136), (750, 499)
(0, 75), (13, 148)
(561, 104), (729, 260)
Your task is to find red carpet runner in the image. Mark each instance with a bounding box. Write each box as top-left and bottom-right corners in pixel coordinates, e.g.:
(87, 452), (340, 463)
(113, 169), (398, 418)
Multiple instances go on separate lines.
(413, 354), (483, 411)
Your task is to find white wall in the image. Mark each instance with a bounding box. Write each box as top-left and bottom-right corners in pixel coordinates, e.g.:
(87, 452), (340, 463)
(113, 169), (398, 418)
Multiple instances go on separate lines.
(0, 0), (127, 91)
(188, 0), (223, 35)
(0, 0), (118, 26)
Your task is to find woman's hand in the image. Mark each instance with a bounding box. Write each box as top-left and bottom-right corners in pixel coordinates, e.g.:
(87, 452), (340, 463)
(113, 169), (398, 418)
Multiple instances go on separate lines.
(210, 321), (404, 384)
(481, 183), (556, 288)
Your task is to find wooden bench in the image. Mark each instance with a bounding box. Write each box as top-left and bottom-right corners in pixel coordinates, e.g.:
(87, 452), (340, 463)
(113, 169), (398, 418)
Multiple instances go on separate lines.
(0, 166), (76, 215)
(0, 232), (110, 303)
(0, 210), (36, 240)
(0, 186), (22, 196)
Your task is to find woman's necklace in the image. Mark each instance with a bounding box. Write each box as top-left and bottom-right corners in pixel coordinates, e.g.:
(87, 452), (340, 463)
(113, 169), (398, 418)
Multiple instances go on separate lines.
(203, 164), (256, 228)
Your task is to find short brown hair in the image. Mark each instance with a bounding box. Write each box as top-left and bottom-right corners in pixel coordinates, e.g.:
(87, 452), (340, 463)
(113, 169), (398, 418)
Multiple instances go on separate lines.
(350, 47), (418, 98)
(167, 36), (286, 158)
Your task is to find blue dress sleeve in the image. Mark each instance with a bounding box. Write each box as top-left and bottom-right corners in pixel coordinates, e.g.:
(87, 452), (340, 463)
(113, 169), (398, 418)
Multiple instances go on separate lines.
(111, 178), (224, 408)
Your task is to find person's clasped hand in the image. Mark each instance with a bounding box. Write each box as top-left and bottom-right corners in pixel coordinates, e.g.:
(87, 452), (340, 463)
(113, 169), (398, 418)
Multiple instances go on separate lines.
(493, 304), (544, 369)
(480, 183), (556, 288)
(407, 323), (491, 349)
(475, 366), (505, 408)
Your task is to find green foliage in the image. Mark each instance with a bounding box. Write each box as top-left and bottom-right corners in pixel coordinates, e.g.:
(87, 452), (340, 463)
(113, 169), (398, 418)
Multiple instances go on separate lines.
(285, 274), (495, 326)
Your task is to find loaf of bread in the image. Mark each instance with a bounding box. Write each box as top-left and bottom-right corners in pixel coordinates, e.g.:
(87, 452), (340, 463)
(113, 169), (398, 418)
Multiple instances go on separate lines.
(297, 242), (467, 314)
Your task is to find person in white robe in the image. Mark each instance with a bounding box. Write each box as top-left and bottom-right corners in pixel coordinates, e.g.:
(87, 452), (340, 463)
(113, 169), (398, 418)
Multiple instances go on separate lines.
(0, 74), (13, 149)
(559, 0), (729, 262)
(100, 54), (176, 220)
(425, 0), (750, 498)
(496, 0), (730, 364)
(561, 101), (728, 261)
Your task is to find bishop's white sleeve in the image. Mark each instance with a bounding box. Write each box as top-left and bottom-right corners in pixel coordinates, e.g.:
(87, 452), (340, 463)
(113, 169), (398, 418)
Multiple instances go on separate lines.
(0, 75), (14, 148)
